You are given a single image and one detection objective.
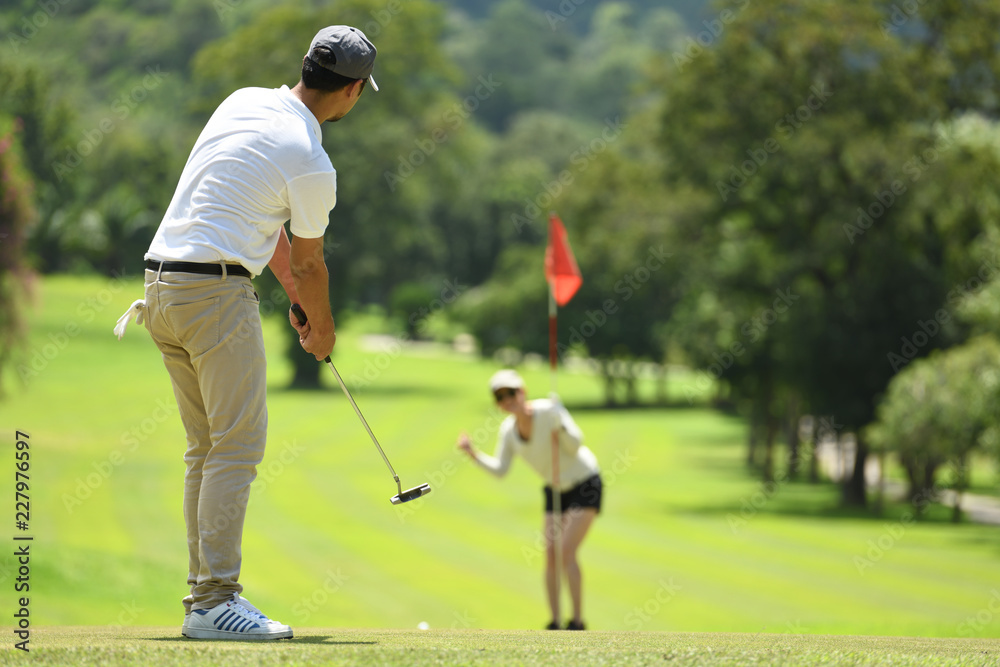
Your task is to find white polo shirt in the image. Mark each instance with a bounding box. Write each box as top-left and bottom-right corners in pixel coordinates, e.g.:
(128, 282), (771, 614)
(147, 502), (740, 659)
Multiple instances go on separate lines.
(471, 399), (600, 491)
(146, 85), (336, 276)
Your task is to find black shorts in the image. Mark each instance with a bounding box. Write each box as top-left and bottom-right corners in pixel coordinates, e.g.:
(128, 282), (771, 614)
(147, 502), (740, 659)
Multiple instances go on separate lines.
(544, 474), (602, 514)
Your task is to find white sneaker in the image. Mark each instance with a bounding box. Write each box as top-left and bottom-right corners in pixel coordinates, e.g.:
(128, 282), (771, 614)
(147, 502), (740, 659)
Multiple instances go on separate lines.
(182, 595), (259, 635)
(183, 594), (293, 640)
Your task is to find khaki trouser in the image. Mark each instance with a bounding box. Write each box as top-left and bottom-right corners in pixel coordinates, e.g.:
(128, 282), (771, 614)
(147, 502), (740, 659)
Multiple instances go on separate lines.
(142, 269), (266, 612)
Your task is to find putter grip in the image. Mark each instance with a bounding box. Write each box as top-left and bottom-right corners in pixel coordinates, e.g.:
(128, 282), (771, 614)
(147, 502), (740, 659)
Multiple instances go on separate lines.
(290, 304), (332, 363)
(290, 303), (308, 326)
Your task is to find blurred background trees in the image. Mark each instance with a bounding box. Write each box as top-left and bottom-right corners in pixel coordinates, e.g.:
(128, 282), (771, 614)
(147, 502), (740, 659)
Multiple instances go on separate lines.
(0, 113), (36, 392)
(3, 0), (1000, 511)
(656, 0), (1000, 505)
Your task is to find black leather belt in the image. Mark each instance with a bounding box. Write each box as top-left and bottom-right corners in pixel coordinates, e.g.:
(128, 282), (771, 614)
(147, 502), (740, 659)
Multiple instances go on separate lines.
(145, 260), (251, 278)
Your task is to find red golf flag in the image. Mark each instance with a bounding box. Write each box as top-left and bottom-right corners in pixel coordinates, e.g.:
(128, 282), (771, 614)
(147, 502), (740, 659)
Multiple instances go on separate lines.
(545, 213), (582, 306)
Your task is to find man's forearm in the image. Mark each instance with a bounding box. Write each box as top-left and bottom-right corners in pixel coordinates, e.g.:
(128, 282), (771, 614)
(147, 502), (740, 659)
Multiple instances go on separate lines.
(288, 233), (335, 351)
(292, 261), (332, 327)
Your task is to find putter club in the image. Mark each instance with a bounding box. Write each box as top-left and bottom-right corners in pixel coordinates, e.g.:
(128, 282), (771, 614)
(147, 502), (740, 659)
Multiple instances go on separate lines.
(290, 304), (432, 505)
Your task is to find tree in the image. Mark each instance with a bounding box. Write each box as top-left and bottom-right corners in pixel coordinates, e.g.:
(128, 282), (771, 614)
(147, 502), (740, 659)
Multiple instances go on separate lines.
(867, 336), (1000, 521)
(451, 0), (688, 130)
(0, 64), (77, 273)
(450, 0), (575, 131)
(657, 0), (1000, 503)
(0, 116), (36, 393)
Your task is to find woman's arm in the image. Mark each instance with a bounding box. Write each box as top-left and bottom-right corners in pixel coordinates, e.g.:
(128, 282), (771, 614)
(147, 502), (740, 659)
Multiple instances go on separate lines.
(457, 429), (514, 478)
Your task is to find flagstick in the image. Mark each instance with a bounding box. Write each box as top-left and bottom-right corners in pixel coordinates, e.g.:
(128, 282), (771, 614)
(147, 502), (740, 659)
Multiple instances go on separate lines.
(548, 285), (563, 626)
(545, 211), (580, 629)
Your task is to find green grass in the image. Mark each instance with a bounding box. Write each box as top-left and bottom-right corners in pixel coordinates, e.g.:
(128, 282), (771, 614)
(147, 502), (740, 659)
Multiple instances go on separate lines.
(2, 627), (999, 666)
(1, 276), (1000, 660)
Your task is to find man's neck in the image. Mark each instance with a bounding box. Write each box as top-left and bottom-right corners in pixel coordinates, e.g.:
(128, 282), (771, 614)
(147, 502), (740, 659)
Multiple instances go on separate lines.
(290, 81), (331, 125)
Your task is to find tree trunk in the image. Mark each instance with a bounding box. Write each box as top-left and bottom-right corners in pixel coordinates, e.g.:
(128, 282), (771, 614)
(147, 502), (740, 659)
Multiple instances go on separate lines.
(785, 398), (801, 479)
(903, 458), (938, 516)
(602, 360), (617, 407)
(746, 405), (761, 468)
(806, 417), (819, 484)
(761, 375), (776, 483)
(763, 410), (776, 484)
(916, 462), (938, 517)
(903, 459), (920, 503)
(655, 363), (668, 405)
(874, 447), (885, 517)
(625, 362), (638, 406)
(841, 432), (868, 508)
(952, 453), (967, 524)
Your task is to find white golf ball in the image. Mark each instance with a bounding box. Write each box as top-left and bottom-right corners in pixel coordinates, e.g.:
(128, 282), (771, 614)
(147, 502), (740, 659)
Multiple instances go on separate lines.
(417, 621), (430, 630)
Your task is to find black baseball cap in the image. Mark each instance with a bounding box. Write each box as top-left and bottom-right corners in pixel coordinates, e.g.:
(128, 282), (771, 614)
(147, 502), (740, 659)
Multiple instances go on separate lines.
(306, 25), (379, 91)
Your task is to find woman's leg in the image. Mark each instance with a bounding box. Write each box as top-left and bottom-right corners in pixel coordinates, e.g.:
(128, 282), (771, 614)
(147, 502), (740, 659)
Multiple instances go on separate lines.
(561, 507), (597, 625)
(543, 512), (559, 625)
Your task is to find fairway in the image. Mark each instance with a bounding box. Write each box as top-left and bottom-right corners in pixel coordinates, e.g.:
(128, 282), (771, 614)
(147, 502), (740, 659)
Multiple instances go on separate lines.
(1, 275), (999, 650)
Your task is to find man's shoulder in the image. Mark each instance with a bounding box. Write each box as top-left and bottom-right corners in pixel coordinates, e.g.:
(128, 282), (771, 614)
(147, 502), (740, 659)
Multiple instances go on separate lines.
(218, 86), (275, 108)
(219, 87), (331, 174)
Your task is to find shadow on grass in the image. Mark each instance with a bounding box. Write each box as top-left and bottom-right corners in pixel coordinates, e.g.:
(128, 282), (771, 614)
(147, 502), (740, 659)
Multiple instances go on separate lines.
(680, 478), (996, 527)
(145, 636), (377, 645)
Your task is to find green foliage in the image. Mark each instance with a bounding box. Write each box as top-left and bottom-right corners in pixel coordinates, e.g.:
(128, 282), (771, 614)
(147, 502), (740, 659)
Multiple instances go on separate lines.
(657, 0), (1000, 501)
(451, 0), (687, 130)
(0, 115), (36, 392)
(0, 7), (206, 275)
(867, 336), (1000, 515)
(0, 63), (77, 270)
(453, 243), (548, 355)
(910, 0), (1000, 115)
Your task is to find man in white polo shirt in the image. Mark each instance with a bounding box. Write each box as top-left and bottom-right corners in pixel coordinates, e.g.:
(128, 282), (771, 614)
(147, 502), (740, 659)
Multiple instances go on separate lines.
(130, 26), (378, 640)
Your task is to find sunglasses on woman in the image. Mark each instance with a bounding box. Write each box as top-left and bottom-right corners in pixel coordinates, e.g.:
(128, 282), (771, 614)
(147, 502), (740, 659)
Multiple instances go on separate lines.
(493, 387), (517, 402)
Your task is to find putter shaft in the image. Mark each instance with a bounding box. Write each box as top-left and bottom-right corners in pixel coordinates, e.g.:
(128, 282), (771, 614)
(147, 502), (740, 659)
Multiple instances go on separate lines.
(290, 304), (431, 504)
(322, 358), (402, 493)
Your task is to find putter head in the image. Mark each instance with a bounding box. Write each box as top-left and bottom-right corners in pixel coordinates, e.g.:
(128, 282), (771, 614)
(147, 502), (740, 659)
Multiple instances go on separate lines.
(391, 483), (432, 505)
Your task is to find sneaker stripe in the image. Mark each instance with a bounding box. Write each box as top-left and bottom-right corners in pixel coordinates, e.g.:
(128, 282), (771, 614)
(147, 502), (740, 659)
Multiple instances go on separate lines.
(224, 615), (245, 632)
(239, 619), (261, 632)
(219, 611), (238, 630)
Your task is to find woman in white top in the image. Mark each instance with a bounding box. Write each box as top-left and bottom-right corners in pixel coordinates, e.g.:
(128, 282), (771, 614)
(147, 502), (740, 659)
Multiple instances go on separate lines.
(457, 369), (602, 631)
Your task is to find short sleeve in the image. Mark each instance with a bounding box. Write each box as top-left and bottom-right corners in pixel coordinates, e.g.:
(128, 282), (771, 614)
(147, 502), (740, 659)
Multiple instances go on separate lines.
(287, 170), (337, 239)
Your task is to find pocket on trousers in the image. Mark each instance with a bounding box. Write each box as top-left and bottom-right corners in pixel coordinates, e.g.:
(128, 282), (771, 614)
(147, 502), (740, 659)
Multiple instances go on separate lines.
(241, 282), (260, 305)
(165, 296), (221, 355)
